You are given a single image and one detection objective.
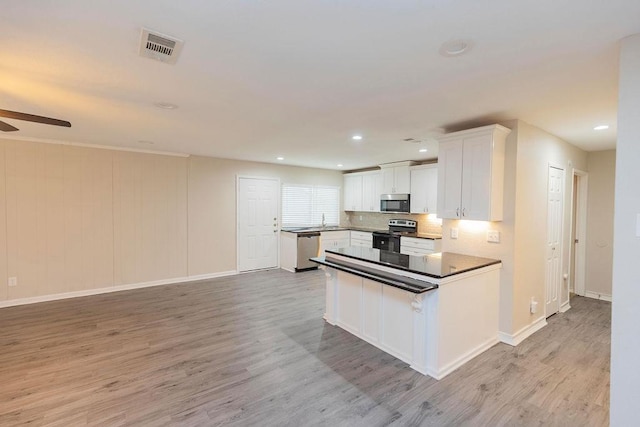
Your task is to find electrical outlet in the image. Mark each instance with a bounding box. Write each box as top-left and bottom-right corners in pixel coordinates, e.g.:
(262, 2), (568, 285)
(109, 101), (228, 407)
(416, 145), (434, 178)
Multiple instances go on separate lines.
(487, 230), (500, 243)
(530, 297), (538, 314)
(8, 277), (17, 287)
(450, 227), (458, 239)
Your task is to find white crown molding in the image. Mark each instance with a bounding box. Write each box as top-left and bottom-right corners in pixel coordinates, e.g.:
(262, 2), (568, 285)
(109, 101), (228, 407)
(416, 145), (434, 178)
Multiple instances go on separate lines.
(0, 134), (190, 157)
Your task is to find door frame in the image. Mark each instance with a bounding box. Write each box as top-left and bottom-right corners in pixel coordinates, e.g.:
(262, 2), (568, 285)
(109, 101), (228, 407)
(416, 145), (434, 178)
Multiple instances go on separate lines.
(569, 169), (588, 297)
(236, 175), (281, 273)
(545, 164), (565, 317)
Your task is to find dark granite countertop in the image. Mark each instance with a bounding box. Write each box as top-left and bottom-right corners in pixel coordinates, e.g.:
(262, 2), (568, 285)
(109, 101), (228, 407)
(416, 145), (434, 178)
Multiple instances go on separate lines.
(281, 227), (441, 239)
(323, 247), (500, 279)
(281, 226), (350, 233)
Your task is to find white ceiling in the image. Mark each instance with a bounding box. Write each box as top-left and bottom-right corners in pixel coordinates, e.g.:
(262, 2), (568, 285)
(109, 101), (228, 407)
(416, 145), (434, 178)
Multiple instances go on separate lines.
(2, 1), (638, 170)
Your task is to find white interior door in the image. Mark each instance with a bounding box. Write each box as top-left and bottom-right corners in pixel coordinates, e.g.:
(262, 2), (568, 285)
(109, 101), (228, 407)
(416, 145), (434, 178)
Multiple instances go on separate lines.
(237, 177), (279, 272)
(545, 166), (564, 316)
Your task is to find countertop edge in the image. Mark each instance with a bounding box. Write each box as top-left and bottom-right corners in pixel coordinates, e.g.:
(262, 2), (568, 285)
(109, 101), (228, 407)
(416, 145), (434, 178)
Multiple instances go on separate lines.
(281, 227), (442, 240)
(325, 250), (501, 279)
(310, 256), (438, 294)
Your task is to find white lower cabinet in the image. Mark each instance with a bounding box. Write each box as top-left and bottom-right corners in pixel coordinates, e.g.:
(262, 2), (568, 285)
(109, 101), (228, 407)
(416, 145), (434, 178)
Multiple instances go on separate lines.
(350, 230), (373, 248)
(335, 273), (414, 361)
(400, 237), (441, 256)
(320, 230), (350, 256)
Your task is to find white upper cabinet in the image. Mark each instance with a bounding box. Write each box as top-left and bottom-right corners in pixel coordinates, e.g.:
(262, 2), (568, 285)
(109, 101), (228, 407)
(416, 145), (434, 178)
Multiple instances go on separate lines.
(437, 124), (511, 221)
(361, 171), (382, 212)
(343, 173), (363, 211)
(410, 164), (438, 214)
(380, 162), (414, 194)
(343, 171), (381, 212)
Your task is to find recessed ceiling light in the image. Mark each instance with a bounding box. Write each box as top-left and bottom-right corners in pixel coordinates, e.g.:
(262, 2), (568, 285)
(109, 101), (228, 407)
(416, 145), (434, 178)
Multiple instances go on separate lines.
(593, 125), (609, 131)
(352, 135), (363, 141)
(276, 156), (284, 161)
(337, 164), (343, 167)
(439, 39), (473, 57)
(419, 148), (428, 153)
(154, 101), (179, 110)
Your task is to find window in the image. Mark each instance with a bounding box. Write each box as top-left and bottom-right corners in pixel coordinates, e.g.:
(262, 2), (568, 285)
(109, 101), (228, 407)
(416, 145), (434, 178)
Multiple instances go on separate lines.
(281, 184), (340, 227)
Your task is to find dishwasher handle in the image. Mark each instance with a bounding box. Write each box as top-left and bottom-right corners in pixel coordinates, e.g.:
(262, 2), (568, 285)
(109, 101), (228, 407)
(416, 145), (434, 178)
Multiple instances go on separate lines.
(297, 232), (321, 238)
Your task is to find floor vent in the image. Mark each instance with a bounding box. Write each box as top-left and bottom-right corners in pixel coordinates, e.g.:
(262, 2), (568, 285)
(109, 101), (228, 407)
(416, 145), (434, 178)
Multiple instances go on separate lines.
(139, 28), (184, 65)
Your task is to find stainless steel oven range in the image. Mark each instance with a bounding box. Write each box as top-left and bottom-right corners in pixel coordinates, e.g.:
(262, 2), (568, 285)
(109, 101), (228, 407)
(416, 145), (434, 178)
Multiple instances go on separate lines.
(372, 219), (417, 253)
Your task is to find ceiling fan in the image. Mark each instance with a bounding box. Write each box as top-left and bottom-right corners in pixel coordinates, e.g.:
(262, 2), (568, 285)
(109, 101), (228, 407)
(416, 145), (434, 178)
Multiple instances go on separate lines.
(0, 109), (71, 132)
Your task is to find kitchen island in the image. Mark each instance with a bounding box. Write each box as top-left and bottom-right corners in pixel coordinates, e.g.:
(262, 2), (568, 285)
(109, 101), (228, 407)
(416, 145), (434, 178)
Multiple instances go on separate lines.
(311, 247), (501, 380)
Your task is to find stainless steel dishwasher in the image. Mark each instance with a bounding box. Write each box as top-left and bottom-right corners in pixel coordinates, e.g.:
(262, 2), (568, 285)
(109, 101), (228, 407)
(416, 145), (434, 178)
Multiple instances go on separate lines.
(296, 231), (321, 271)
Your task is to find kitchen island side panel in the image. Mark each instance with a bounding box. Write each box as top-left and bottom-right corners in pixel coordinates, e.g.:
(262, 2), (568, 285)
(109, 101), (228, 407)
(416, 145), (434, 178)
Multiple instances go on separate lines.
(429, 267), (501, 379)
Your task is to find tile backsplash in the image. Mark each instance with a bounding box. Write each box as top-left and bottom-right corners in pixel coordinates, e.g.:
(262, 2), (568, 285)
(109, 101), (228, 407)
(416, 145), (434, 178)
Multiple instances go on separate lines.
(342, 211), (443, 235)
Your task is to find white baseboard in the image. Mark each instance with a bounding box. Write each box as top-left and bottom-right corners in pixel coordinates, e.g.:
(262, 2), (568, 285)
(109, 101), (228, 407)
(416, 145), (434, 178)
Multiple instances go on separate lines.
(0, 271), (237, 309)
(585, 291), (612, 302)
(422, 336), (500, 380)
(560, 301), (571, 313)
(498, 317), (547, 347)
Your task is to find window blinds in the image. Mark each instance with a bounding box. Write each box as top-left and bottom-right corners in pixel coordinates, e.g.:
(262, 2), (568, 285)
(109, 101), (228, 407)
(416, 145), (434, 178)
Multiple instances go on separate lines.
(281, 184), (340, 227)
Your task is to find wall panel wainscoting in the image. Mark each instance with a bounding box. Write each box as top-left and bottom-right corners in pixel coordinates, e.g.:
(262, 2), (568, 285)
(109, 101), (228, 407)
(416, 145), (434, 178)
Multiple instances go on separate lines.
(0, 269), (610, 426)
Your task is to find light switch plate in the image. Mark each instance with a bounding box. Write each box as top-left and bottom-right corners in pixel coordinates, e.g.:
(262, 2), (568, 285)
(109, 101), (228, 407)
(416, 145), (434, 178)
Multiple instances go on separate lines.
(450, 227), (458, 239)
(8, 277), (17, 287)
(487, 230), (500, 243)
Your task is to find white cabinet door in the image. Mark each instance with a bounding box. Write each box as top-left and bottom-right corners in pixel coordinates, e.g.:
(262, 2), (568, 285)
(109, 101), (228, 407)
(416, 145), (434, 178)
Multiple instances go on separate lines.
(343, 174), (363, 211)
(437, 139), (464, 219)
(410, 165), (438, 214)
(436, 124), (509, 221)
(381, 166), (411, 194)
(362, 172), (382, 212)
(320, 230), (351, 256)
(381, 168), (395, 194)
(461, 135), (493, 220)
(394, 167), (411, 193)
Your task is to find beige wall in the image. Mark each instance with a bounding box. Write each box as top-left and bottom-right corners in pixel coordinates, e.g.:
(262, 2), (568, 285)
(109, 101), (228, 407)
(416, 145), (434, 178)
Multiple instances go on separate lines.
(0, 142), (6, 301)
(512, 121), (587, 331)
(113, 151), (189, 285)
(3, 141), (116, 299)
(187, 155), (342, 276)
(585, 150), (615, 297)
(440, 120), (589, 337)
(0, 140), (342, 302)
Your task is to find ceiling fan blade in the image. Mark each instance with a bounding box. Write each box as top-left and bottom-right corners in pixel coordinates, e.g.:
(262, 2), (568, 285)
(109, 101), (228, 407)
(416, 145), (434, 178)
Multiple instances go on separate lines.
(0, 120), (19, 132)
(0, 109), (71, 128)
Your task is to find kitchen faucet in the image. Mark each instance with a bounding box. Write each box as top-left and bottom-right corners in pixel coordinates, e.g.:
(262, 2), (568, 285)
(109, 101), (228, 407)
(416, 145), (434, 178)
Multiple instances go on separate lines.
(321, 213), (326, 227)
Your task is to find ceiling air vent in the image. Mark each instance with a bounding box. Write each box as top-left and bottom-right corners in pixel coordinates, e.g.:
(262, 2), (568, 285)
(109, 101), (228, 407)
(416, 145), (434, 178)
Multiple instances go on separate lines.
(139, 28), (184, 65)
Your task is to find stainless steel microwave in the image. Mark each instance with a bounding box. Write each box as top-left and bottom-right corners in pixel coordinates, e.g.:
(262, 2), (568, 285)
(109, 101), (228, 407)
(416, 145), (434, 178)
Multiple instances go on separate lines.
(380, 194), (410, 213)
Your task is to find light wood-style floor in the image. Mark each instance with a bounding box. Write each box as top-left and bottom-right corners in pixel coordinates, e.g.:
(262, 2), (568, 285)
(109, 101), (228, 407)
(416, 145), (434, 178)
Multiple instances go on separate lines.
(0, 269), (610, 426)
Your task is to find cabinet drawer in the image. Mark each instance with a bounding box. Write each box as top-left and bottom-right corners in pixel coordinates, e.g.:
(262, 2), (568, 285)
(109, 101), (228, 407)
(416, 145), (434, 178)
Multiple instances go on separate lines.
(350, 231), (372, 241)
(401, 237), (436, 251)
(321, 230), (350, 240)
(351, 239), (372, 248)
(400, 247), (431, 256)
